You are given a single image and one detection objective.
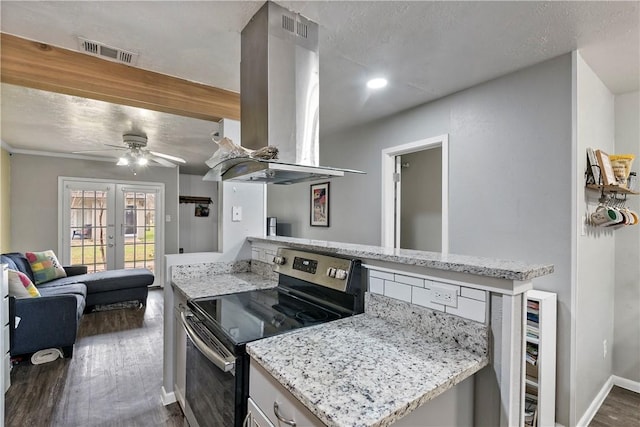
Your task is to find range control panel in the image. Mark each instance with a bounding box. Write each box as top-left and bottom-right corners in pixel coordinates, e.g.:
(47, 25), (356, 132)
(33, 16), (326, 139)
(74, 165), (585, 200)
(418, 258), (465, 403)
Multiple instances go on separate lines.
(273, 248), (357, 292)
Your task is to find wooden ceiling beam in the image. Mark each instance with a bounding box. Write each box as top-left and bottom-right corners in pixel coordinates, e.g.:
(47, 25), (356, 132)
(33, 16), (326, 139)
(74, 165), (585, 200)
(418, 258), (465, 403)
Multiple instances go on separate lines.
(0, 33), (240, 122)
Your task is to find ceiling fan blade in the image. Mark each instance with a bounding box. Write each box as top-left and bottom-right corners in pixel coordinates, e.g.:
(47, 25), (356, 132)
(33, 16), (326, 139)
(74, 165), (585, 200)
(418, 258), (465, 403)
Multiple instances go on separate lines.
(150, 151), (186, 164)
(72, 149), (122, 154)
(149, 156), (177, 167)
(104, 144), (128, 149)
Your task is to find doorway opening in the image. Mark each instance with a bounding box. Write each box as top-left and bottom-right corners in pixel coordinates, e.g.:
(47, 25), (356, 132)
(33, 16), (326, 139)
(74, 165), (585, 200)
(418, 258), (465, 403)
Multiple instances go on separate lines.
(381, 134), (449, 253)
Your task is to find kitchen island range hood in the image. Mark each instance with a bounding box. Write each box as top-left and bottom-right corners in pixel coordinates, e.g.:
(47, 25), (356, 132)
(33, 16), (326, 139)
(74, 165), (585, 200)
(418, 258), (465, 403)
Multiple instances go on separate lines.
(203, 1), (365, 184)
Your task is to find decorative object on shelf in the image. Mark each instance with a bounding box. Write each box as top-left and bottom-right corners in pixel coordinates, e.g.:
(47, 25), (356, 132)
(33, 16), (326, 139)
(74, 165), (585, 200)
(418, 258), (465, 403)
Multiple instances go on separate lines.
(179, 196), (213, 205)
(609, 154), (635, 186)
(310, 182), (330, 227)
(194, 205), (210, 217)
(595, 149), (617, 186)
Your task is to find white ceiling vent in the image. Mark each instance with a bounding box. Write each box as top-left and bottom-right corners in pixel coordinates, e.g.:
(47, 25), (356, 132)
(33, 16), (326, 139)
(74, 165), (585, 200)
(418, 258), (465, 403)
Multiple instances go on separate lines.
(77, 36), (139, 65)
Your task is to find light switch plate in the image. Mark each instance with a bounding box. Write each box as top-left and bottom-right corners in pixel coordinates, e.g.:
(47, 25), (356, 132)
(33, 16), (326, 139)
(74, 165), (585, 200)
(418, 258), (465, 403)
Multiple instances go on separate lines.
(232, 206), (242, 222)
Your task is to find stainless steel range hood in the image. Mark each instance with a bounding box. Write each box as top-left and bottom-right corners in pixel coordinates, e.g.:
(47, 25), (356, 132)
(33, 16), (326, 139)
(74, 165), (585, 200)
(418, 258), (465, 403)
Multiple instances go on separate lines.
(203, 1), (364, 184)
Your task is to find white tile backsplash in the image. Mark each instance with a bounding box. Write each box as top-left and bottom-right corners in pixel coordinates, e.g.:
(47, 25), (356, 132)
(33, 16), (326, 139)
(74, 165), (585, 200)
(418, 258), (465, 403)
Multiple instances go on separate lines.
(461, 287), (487, 302)
(411, 287), (446, 312)
(366, 267), (487, 323)
(425, 280), (459, 294)
(383, 281), (412, 303)
(394, 274), (424, 287)
(446, 297), (486, 323)
(369, 270), (395, 281)
(369, 277), (385, 295)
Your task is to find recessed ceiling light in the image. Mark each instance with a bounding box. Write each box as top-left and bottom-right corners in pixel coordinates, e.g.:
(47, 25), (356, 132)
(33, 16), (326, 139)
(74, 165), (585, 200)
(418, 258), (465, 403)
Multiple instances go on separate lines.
(367, 77), (388, 89)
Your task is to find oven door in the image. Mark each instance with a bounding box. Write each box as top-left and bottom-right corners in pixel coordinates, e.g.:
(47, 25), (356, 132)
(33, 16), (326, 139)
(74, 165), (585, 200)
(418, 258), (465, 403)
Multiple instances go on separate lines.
(181, 310), (242, 427)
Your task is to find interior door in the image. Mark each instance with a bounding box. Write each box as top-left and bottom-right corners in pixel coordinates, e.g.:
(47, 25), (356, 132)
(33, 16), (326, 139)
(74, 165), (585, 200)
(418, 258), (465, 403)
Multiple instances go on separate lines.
(60, 179), (163, 275)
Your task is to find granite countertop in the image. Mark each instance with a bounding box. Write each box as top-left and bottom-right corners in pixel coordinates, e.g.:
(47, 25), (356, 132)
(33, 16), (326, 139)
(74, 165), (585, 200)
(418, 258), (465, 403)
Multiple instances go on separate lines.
(246, 293), (489, 427)
(172, 272), (278, 300)
(249, 236), (553, 281)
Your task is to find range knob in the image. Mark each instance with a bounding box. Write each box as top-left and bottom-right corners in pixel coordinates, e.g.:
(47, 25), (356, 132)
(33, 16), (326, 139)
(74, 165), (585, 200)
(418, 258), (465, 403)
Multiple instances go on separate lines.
(326, 267), (337, 278)
(272, 256), (287, 265)
(335, 269), (348, 280)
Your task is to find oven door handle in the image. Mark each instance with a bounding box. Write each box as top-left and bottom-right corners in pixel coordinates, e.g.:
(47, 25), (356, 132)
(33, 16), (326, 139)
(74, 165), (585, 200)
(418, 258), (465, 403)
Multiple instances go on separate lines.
(180, 310), (236, 373)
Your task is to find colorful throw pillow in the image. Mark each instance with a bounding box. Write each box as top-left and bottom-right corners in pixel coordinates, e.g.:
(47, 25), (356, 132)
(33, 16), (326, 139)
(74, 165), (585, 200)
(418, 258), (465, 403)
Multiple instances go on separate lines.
(25, 250), (67, 285)
(7, 269), (41, 298)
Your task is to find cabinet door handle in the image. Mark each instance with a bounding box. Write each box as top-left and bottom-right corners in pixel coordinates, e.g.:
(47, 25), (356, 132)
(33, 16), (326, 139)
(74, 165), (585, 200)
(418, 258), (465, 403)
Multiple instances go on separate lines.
(273, 402), (296, 426)
(242, 411), (251, 427)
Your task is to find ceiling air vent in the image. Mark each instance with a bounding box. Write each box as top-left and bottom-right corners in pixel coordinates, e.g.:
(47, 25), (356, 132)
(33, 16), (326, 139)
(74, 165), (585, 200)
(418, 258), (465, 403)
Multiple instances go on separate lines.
(77, 36), (139, 65)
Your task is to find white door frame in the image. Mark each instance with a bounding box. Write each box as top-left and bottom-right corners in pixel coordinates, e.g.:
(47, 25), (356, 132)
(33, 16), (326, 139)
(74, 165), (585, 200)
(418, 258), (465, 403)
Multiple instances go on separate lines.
(381, 134), (449, 253)
(58, 177), (165, 284)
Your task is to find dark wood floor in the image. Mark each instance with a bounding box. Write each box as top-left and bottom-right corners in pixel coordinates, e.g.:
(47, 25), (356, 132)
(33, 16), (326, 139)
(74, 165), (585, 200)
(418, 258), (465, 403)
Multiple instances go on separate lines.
(589, 385), (640, 427)
(5, 289), (184, 427)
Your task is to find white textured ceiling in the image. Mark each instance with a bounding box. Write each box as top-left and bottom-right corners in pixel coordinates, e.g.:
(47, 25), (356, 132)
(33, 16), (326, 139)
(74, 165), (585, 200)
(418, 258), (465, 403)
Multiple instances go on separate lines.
(1, 1), (638, 175)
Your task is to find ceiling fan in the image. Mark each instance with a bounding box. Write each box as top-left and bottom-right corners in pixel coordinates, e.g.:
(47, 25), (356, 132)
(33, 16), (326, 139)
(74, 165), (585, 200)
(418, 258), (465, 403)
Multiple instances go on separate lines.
(73, 134), (186, 168)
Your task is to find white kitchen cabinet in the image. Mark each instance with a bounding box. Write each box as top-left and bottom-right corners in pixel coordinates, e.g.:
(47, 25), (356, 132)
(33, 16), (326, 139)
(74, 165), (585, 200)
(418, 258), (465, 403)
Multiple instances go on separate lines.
(246, 397), (275, 427)
(249, 358), (324, 427)
(173, 289), (187, 409)
(522, 290), (557, 427)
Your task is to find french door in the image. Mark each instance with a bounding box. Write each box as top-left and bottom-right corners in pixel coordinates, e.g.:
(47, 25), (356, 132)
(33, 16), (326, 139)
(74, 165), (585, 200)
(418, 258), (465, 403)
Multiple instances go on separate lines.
(59, 178), (164, 277)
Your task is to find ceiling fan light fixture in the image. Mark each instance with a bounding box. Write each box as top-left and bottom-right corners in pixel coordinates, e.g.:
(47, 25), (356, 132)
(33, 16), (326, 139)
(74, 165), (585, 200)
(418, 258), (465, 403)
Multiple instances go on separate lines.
(367, 77), (388, 89)
(117, 156), (130, 166)
(137, 156), (149, 166)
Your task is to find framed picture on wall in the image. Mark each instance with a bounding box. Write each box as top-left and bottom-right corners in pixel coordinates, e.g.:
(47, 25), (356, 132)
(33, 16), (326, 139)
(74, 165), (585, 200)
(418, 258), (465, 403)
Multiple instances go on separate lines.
(310, 182), (330, 227)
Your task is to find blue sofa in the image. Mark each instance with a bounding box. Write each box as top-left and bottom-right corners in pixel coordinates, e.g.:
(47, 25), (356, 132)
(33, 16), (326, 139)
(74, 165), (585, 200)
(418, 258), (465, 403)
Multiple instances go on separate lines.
(1, 252), (154, 358)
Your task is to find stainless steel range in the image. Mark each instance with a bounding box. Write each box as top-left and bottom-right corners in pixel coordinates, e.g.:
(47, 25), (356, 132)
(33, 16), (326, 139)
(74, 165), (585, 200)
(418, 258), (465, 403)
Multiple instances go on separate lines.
(180, 247), (364, 427)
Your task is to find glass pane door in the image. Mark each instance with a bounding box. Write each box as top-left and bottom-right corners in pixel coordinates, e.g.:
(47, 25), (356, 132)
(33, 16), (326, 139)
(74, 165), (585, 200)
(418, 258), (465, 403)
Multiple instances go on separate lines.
(120, 189), (156, 273)
(62, 181), (115, 272)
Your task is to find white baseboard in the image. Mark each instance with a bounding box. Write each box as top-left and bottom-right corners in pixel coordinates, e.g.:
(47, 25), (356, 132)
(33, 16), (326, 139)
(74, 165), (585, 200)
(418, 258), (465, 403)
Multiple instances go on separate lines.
(576, 376), (613, 427)
(161, 386), (176, 406)
(612, 375), (640, 393)
(577, 374), (640, 427)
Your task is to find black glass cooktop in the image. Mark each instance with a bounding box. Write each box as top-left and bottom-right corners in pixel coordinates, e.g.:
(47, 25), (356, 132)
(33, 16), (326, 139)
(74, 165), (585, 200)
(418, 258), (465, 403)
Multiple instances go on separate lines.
(188, 288), (342, 347)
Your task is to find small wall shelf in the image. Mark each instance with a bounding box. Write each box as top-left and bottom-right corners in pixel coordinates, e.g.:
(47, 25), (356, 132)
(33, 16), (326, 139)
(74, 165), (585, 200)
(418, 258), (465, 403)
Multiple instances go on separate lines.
(179, 196), (213, 204)
(586, 184), (639, 195)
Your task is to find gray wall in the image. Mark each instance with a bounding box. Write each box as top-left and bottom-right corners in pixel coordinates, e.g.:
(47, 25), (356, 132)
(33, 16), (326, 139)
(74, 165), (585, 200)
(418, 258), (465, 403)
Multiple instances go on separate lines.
(613, 90), (640, 382)
(269, 54), (574, 425)
(400, 147), (442, 251)
(179, 174), (218, 253)
(9, 154), (179, 255)
(575, 54), (616, 423)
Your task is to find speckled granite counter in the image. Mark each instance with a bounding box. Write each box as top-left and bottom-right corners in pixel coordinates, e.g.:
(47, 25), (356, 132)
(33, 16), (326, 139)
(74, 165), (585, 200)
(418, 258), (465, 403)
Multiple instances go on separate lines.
(247, 293), (489, 427)
(172, 272), (278, 300)
(249, 236), (553, 281)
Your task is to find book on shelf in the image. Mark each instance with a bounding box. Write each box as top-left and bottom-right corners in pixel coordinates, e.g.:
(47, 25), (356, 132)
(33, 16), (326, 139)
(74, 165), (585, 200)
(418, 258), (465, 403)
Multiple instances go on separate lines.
(527, 312), (540, 323)
(527, 327), (540, 341)
(586, 147), (601, 185)
(527, 300), (539, 310)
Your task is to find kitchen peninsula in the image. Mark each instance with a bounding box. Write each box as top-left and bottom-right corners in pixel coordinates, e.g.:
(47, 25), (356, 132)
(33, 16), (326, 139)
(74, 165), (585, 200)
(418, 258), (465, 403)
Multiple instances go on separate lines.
(164, 235), (554, 426)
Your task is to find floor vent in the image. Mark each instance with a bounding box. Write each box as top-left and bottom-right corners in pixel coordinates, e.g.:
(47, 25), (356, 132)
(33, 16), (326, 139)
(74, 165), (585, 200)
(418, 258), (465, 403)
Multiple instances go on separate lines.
(77, 36), (139, 66)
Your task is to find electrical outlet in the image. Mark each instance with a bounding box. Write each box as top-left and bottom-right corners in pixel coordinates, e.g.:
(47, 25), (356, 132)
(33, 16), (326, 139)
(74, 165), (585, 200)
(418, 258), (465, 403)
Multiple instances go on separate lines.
(431, 286), (457, 307)
(603, 340), (607, 359)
